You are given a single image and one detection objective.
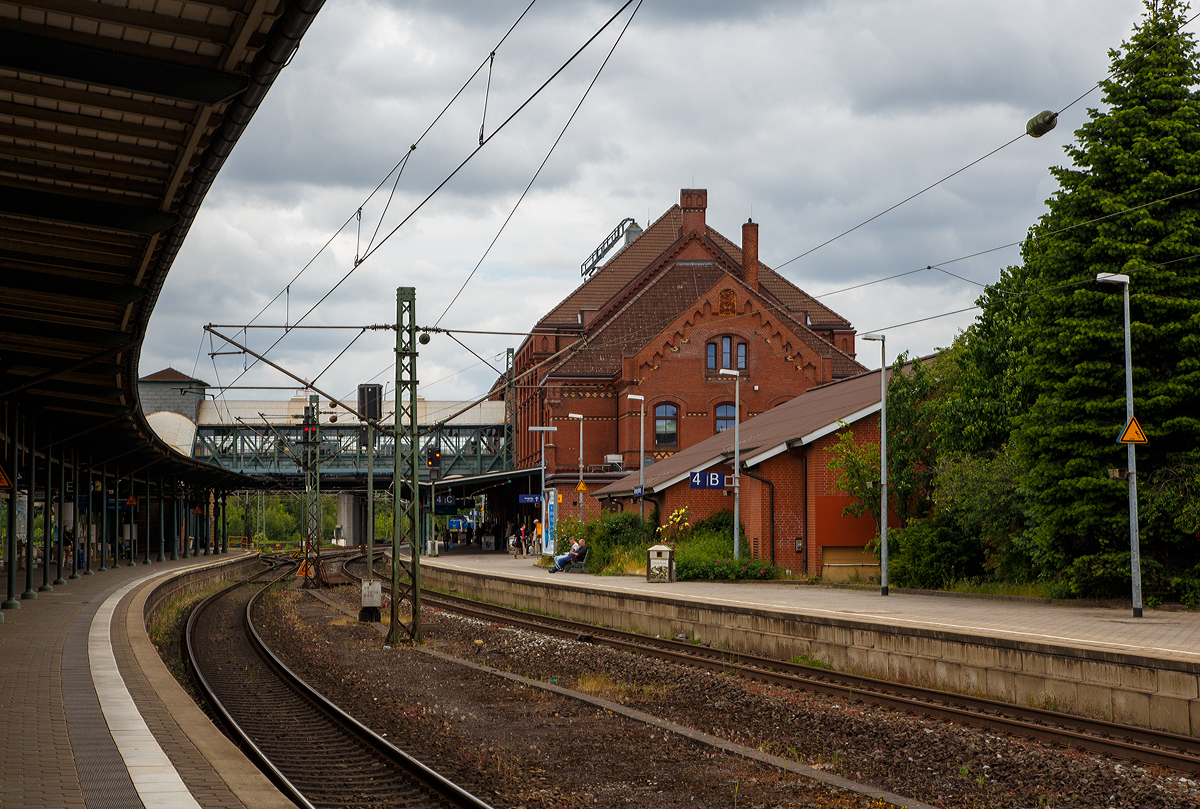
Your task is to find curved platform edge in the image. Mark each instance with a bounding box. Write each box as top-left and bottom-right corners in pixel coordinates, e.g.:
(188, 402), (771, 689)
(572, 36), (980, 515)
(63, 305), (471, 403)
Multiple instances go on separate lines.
(125, 553), (294, 809)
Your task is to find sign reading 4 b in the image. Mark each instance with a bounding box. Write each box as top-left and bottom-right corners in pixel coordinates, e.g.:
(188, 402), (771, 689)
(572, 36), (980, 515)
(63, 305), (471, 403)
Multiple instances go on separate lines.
(689, 471), (727, 490)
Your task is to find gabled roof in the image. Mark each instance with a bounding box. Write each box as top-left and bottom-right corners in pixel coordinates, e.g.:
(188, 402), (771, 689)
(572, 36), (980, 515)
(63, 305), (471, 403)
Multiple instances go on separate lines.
(538, 205), (689, 330)
(535, 204), (852, 333)
(544, 259), (864, 381)
(704, 228), (851, 329)
(594, 367), (887, 498)
(140, 367), (209, 385)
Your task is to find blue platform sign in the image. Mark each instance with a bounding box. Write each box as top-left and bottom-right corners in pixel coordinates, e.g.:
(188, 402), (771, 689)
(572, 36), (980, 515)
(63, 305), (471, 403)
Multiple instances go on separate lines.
(633, 485), (644, 497)
(518, 494), (541, 504)
(545, 492), (556, 554)
(434, 492), (457, 515)
(689, 471), (726, 490)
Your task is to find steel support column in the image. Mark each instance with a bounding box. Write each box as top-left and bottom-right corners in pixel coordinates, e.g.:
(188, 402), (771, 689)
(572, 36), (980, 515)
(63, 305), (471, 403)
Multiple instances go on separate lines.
(387, 286), (420, 646)
(54, 443), (65, 586)
(22, 418), (38, 597)
(99, 461), (109, 572)
(142, 476), (150, 564)
(39, 438), (52, 592)
(83, 456), (93, 575)
(70, 450), (81, 579)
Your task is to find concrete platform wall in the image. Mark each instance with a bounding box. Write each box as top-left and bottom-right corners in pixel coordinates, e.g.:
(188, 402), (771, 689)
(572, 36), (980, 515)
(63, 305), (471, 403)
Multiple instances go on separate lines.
(142, 554), (263, 629)
(422, 567), (1200, 737)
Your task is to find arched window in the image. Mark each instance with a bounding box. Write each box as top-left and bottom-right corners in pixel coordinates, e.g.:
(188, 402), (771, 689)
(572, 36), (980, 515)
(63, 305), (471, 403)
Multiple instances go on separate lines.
(715, 403), (736, 433)
(655, 403), (678, 445)
(707, 336), (749, 373)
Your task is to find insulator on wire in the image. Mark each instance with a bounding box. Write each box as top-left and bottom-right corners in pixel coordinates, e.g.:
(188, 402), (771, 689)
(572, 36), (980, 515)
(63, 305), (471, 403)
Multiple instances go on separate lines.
(1026, 110), (1058, 138)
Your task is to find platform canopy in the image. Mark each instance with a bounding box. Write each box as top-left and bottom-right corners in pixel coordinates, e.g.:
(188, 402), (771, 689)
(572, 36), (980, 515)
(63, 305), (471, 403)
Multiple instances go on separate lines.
(0, 0), (324, 486)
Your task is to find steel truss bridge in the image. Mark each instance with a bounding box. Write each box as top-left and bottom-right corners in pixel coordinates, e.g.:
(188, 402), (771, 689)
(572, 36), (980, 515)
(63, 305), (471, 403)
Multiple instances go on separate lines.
(191, 421), (507, 488)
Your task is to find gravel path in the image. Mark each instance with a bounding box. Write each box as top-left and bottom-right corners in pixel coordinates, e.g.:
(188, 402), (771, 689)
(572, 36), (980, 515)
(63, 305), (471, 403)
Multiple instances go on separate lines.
(253, 584), (1200, 809)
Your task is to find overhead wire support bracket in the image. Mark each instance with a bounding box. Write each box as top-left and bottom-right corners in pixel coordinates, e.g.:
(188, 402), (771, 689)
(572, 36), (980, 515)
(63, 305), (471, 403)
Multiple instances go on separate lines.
(203, 325), (370, 423)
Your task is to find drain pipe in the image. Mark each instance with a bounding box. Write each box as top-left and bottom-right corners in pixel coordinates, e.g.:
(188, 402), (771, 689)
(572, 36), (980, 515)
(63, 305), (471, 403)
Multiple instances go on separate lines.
(740, 466), (774, 565)
(789, 445), (809, 574)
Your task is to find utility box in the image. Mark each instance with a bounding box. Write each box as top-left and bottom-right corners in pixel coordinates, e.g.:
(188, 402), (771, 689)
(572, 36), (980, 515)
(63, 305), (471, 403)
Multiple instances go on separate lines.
(359, 579), (381, 623)
(647, 543), (675, 583)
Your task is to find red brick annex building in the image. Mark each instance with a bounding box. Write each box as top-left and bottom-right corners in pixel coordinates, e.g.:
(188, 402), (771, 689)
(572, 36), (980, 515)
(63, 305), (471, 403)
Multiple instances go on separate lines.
(496, 189), (866, 527)
(595, 369), (890, 579)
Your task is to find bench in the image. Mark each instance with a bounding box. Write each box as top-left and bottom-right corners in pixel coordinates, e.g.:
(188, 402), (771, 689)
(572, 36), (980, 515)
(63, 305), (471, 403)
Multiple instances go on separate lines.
(563, 546), (590, 573)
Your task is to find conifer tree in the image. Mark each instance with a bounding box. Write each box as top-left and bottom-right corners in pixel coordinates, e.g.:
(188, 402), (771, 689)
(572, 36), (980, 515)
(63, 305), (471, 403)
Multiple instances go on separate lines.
(1015, 0), (1200, 594)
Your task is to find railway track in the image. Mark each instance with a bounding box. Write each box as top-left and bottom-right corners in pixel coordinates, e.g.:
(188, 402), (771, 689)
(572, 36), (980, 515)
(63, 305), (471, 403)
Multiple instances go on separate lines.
(186, 562), (493, 809)
(342, 553), (1200, 774)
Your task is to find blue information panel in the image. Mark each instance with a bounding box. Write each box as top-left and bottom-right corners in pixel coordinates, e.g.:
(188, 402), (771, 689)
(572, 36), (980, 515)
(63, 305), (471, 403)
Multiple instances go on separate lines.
(633, 485), (644, 497)
(518, 494), (541, 504)
(434, 492), (457, 515)
(689, 471), (727, 490)
(545, 493), (556, 554)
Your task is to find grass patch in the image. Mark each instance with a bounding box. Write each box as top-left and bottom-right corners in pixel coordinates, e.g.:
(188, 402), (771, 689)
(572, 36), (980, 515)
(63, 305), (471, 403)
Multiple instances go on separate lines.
(790, 653), (833, 670)
(574, 671), (629, 700)
(941, 579), (1063, 599)
(148, 577), (238, 694)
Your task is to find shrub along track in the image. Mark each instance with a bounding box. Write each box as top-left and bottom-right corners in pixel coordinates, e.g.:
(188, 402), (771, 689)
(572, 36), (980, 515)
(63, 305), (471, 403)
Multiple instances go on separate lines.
(186, 563), (492, 809)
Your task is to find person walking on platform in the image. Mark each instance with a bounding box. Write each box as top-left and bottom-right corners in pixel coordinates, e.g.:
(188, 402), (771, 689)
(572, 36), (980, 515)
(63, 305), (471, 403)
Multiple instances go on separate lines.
(514, 523), (526, 559)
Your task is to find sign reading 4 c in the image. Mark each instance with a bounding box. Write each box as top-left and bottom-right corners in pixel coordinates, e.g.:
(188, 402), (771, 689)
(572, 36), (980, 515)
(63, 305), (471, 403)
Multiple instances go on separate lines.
(689, 471), (727, 490)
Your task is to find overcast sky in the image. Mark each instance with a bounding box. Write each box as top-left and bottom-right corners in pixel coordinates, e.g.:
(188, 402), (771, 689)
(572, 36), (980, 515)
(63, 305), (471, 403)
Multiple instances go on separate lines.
(144, 0), (1156, 407)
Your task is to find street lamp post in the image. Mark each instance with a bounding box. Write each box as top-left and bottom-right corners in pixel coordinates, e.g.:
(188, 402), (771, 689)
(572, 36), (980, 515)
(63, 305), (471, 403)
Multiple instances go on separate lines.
(627, 394), (645, 518)
(718, 369), (741, 559)
(528, 426), (557, 554)
(1097, 272), (1143, 618)
(568, 413), (584, 521)
(862, 333), (888, 596)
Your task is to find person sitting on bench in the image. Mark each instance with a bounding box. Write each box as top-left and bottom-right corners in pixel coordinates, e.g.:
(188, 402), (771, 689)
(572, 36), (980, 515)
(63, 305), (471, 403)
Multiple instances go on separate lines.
(548, 538), (587, 573)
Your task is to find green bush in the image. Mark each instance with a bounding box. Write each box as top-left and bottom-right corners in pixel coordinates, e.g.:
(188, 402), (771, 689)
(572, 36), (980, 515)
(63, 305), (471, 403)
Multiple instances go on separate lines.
(674, 525), (778, 581)
(553, 512), (654, 574)
(888, 516), (984, 590)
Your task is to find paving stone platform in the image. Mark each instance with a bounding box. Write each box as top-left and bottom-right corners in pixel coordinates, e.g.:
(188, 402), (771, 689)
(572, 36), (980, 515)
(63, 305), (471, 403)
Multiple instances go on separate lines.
(0, 553), (290, 809)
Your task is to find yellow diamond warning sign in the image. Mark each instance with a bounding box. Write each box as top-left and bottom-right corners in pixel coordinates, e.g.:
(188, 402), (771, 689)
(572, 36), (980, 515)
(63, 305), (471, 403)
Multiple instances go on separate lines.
(576, 481), (588, 493)
(1118, 416), (1148, 445)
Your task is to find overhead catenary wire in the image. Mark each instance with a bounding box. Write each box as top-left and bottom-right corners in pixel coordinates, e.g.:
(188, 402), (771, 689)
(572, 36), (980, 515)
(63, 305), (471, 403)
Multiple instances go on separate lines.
(435, 0), (643, 327)
(775, 8), (1200, 274)
(241, 1), (541, 331)
(215, 1), (636, 405)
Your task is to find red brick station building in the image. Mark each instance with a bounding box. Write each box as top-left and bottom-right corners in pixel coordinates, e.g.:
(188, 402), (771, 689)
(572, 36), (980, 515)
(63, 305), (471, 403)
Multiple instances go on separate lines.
(496, 189), (887, 578)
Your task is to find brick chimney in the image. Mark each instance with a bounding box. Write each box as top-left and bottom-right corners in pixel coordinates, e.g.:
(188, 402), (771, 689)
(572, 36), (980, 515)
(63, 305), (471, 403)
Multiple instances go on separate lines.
(680, 188), (707, 235)
(742, 218), (759, 292)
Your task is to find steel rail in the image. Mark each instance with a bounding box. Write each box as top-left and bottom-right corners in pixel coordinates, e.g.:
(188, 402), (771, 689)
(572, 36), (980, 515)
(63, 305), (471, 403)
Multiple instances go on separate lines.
(243, 575), (494, 809)
(186, 560), (493, 809)
(185, 562), (315, 809)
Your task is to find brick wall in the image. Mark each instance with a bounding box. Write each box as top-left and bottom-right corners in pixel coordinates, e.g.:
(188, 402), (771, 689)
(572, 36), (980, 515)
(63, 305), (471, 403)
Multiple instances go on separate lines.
(138, 380), (202, 422)
(627, 413), (884, 576)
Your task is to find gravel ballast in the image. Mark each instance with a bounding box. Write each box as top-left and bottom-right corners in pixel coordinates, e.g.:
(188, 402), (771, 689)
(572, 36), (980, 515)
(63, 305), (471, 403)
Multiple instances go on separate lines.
(250, 583), (1200, 809)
